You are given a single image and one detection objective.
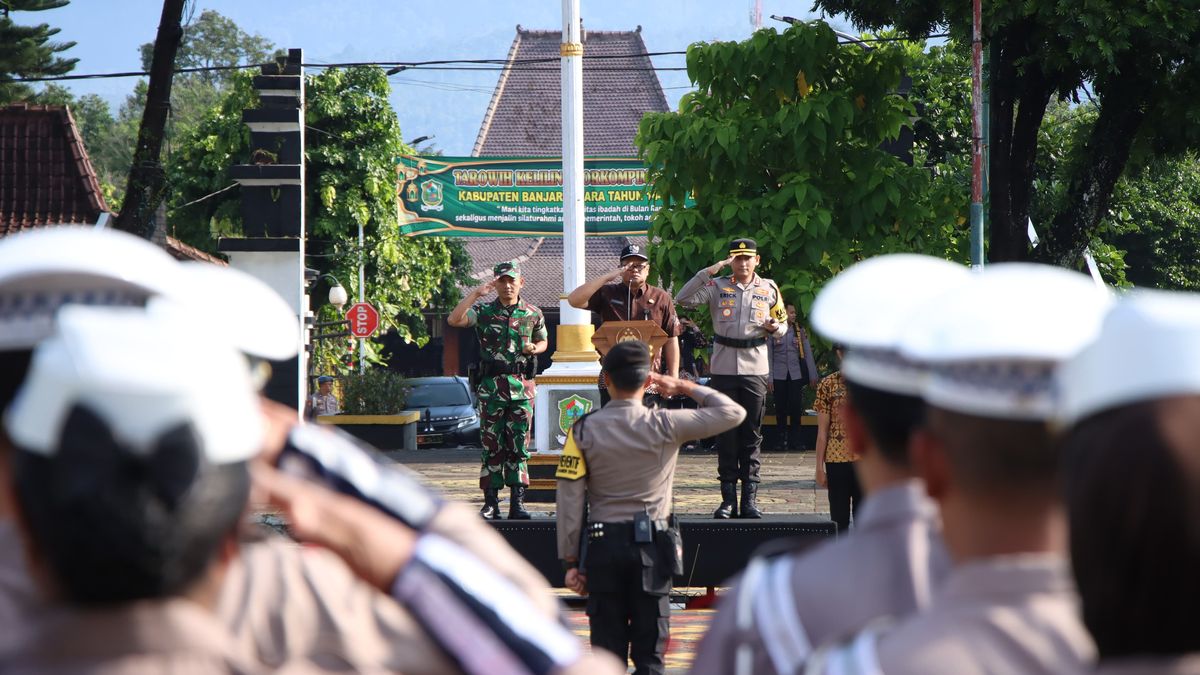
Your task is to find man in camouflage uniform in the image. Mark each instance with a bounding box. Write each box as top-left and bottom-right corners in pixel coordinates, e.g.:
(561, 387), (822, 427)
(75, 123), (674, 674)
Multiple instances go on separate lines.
(449, 261), (548, 519)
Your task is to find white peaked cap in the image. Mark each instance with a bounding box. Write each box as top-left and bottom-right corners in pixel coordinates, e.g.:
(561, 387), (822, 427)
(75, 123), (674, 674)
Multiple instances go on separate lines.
(0, 227), (185, 350)
(4, 306), (264, 465)
(812, 254), (971, 395)
(1058, 289), (1200, 425)
(149, 263), (301, 361)
(899, 263), (1113, 420)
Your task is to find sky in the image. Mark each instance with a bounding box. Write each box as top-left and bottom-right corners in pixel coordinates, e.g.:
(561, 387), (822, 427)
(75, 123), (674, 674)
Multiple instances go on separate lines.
(42, 0), (852, 155)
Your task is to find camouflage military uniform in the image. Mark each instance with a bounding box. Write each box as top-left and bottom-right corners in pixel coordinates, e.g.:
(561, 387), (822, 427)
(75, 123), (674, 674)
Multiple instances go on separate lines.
(466, 298), (547, 489)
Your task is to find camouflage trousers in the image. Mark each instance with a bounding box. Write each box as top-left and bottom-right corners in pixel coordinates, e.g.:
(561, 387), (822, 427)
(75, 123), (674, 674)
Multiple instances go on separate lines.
(479, 396), (533, 489)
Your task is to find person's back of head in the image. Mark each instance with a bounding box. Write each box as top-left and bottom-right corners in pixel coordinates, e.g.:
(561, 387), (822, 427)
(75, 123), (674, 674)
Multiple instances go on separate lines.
(898, 264), (1112, 491)
(1057, 290), (1200, 660)
(812, 254), (969, 471)
(3, 306), (263, 606)
(603, 340), (652, 395)
(0, 227), (186, 411)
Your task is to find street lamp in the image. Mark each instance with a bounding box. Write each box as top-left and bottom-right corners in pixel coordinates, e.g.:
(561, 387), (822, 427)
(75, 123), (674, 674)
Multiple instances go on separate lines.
(327, 278), (348, 312)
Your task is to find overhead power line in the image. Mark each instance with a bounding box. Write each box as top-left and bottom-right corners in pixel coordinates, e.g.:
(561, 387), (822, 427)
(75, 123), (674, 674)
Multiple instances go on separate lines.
(8, 33), (951, 84)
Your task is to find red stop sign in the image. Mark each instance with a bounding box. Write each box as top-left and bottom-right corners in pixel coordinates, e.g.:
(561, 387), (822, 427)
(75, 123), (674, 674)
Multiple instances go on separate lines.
(346, 302), (379, 338)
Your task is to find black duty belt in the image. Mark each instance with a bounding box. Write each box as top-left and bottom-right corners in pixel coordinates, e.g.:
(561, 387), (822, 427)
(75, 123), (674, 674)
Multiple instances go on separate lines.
(587, 520), (671, 540)
(479, 361), (529, 377)
(713, 335), (767, 349)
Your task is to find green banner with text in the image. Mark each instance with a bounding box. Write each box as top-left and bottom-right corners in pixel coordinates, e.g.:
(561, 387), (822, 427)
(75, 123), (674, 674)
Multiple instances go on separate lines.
(397, 156), (690, 237)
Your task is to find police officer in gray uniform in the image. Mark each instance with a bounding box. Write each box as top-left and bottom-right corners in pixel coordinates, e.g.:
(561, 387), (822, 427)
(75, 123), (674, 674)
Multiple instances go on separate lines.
(808, 264), (1104, 675)
(690, 254), (961, 675)
(676, 238), (786, 519)
(556, 340), (745, 675)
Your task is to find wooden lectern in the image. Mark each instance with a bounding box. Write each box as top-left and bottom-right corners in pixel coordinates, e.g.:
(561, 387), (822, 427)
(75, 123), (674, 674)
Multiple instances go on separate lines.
(591, 320), (669, 359)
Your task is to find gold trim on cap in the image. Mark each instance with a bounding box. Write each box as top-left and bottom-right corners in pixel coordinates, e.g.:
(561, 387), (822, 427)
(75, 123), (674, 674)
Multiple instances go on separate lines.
(560, 42), (583, 57)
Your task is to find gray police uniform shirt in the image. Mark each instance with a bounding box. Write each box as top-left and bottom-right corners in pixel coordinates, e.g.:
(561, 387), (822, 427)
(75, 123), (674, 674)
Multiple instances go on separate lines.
(676, 270), (787, 376)
(690, 481), (950, 675)
(807, 554), (1096, 675)
(556, 385), (745, 559)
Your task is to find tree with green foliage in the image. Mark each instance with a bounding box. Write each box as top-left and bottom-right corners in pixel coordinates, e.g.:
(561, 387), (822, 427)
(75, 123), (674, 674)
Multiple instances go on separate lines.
(0, 0), (76, 104)
(814, 0), (1200, 268)
(637, 21), (964, 313)
(1102, 155), (1200, 291)
(166, 65), (471, 373)
(140, 9), (277, 88)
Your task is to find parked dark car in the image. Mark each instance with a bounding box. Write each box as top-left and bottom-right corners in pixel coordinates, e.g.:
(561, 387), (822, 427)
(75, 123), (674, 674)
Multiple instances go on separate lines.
(406, 376), (480, 448)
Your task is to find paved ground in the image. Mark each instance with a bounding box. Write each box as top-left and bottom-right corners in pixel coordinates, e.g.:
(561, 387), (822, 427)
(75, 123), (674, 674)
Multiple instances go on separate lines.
(393, 445), (829, 518)
(391, 445), (829, 673)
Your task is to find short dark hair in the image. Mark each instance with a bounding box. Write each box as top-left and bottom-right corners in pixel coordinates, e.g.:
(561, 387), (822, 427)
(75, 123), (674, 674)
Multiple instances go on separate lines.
(1061, 396), (1200, 659)
(11, 410), (249, 606)
(924, 406), (1059, 497)
(844, 379), (924, 467)
(607, 364), (650, 392)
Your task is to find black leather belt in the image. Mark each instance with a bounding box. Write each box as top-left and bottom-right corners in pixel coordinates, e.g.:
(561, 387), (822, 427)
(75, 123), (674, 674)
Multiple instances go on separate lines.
(713, 335), (767, 348)
(587, 520), (671, 540)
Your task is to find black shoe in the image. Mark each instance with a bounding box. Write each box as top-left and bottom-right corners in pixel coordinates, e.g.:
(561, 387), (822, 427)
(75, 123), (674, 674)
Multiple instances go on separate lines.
(713, 482), (738, 519)
(508, 485), (532, 520)
(479, 488), (501, 520)
(739, 481), (764, 519)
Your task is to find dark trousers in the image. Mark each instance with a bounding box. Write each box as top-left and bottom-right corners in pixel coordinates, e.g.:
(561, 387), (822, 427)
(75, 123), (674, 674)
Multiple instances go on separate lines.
(826, 461), (863, 533)
(585, 531), (673, 675)
(772, 376), (806, 449)
(708, 374), (768, 483)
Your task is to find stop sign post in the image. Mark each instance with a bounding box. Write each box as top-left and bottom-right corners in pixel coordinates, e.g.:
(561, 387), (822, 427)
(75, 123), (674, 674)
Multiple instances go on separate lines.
(346, 302), (379, 338)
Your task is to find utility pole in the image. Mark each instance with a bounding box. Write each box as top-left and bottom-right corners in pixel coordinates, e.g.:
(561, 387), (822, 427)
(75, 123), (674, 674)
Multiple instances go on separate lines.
(969, 0), (986, 267)
(113, 0), (186, 239)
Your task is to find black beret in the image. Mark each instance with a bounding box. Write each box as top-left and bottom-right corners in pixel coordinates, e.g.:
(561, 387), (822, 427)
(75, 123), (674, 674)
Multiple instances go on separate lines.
(603, 340), (651, 373)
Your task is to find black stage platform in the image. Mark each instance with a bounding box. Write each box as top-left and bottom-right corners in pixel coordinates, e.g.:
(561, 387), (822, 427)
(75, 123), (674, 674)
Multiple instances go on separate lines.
(491, 515), (837, 588)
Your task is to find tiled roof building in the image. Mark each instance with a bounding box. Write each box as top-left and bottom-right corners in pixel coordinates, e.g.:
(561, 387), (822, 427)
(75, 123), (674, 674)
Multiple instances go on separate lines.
(418, 26), (669, 377)
(0, 104), (107, 235)
(0, 103), (223, 264)
(466, 25), (668, 303)
(474, 26), (669, 157)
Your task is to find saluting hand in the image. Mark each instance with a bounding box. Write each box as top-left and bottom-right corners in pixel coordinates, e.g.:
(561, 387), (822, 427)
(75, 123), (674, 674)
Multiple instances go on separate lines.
(474, 279), (496, 299)
(608, 266), (627, 283)
(706, 256), (735, 276)
(650, 372), (691, 398)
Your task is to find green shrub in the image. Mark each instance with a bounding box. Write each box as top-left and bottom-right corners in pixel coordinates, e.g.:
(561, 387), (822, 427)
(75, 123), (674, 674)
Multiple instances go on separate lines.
(338, 369), (409, 415)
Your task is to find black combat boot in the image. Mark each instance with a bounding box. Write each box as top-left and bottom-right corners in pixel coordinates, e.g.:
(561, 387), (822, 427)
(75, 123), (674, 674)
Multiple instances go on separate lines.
(740, 480), (764, 519)
(508, 485), (532, 520)
(713, 481), (738, 519)
(479, 488), (501, 520)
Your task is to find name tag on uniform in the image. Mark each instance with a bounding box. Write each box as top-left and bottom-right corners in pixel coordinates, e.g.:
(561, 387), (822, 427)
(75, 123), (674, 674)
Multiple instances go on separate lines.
(556, 430), (587, 480)
(719, 292), (737, 299)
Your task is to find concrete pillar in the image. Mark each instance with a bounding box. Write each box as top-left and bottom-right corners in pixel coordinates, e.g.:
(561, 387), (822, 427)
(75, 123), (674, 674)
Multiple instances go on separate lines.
(219, 49), (307, 416)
